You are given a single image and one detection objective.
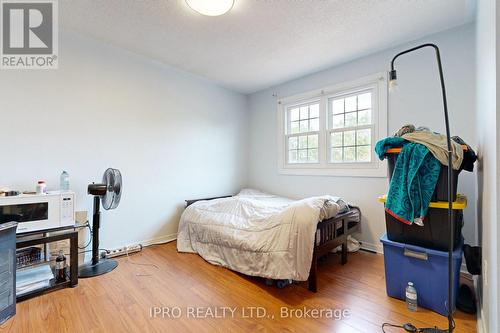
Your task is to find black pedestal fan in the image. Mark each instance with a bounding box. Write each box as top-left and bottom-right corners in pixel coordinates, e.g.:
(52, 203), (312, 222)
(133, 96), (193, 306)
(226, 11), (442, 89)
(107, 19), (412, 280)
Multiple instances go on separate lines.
(78, 168), (122, 278)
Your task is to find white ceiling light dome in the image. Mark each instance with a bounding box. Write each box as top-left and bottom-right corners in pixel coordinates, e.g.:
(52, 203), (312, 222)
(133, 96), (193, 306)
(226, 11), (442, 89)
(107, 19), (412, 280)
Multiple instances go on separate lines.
(186, 0), (234, 16)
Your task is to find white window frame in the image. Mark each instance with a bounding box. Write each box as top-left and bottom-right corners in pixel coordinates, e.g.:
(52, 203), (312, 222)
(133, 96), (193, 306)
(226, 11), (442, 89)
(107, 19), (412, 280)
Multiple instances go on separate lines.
(285, 99), (322, 164)
(277, 72), (388, 177)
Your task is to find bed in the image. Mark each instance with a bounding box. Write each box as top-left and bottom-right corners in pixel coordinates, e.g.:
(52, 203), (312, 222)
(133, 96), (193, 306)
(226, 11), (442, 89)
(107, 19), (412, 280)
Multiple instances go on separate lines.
(177, 189), (361, 292)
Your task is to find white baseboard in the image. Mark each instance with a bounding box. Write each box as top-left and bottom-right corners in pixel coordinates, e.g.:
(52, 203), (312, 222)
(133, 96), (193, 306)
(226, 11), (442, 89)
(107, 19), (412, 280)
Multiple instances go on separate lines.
(360, 241), (383, 254)
(140, 233), (178, 247)
(477, 308), (487, 333)
(90, 233), (178, 261)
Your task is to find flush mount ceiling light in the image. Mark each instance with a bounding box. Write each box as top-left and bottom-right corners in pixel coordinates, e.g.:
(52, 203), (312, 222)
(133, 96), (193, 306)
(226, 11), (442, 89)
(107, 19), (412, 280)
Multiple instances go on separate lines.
(185, 0), (234, 16)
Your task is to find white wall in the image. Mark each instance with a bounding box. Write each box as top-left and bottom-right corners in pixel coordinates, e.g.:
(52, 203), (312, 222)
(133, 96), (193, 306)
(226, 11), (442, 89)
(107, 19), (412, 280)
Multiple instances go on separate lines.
(247, 24), (477, 252)
(475, 1), (498, 332)
(0, 30), (248, 250)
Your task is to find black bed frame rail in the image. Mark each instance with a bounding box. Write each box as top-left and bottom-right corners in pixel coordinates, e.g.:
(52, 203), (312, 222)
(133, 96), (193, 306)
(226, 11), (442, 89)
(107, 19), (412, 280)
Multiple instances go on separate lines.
(184, 195), (361, 293)
(309, 210), (361, 292)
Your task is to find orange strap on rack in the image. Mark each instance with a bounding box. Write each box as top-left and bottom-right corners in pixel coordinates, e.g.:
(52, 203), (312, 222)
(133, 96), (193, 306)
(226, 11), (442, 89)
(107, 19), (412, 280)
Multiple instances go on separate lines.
(386, 144), (468, 154)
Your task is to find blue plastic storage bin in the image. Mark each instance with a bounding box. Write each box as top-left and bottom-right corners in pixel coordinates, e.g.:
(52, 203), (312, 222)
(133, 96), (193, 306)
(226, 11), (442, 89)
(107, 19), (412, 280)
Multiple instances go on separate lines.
(380, 234), (462, 316)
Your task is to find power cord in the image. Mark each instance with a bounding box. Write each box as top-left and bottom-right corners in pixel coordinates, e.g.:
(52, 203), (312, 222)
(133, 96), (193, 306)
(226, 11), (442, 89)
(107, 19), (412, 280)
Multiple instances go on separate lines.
(75, 221), (110, 257)
(382, 304), (455, 332)
(77, 221), (92, 250)
(124, 246), (159, 277)
(382, 320), (453, 333)
(382, 323), (411, 332)
(78, 248), (110, 255)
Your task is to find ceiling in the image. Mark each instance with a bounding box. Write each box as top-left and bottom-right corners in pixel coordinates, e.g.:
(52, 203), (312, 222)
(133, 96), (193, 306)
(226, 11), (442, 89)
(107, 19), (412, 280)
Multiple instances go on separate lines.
(60, 0), (475, 94)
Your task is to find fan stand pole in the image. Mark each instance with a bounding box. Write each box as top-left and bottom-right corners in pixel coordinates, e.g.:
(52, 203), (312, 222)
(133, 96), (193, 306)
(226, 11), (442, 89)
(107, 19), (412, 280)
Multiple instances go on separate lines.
(78, 195), (118, 278)
(92, 196), (100, 266)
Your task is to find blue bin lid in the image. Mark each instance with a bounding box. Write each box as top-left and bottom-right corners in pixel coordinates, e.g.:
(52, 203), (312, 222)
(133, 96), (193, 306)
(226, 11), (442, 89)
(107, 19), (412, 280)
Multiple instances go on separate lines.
(0, 222), (17, 232)
(380, 234), (463, 259)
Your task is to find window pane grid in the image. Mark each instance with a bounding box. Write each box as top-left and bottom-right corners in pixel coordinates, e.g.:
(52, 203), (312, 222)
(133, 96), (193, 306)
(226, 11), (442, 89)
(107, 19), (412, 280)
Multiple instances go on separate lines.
(329, 127), (372, 163)
(329, 90), (373, 130)
(328, 90), (373, 164)
(287, 101), (320, 164)
(287, 133), (319, 163)
(288, 102), (320, 135)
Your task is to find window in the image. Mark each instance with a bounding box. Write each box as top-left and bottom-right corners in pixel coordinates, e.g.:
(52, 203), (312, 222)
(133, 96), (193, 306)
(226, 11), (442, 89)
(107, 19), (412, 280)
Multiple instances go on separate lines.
(287, 102), (320, 163)
(278, 73), (388, 177)
(329, 91), (373, 163)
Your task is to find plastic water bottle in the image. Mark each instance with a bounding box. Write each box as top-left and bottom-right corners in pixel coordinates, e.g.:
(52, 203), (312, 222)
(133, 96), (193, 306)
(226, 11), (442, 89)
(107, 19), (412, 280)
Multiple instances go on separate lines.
(60, 171), (70, 191)
(406, 282), (418, 312)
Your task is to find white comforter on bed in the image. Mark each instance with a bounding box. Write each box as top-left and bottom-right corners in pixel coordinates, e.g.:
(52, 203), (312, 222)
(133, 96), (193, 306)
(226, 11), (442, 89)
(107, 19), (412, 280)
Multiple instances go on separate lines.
(176, 189), (342, 281)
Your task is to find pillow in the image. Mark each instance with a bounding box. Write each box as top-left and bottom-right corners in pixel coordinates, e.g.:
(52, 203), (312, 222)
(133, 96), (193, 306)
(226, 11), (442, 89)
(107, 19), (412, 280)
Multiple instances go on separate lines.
(236, 188), (276, 198)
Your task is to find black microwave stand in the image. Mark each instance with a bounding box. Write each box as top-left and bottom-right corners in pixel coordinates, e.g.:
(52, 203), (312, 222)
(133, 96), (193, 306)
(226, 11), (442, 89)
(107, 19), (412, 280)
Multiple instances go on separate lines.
(15, 226), (78, 302)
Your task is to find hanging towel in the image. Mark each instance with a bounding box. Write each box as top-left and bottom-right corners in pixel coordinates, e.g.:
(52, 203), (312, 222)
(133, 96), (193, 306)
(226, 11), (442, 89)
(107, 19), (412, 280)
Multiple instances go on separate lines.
(374, 136), (406, 154)
(402, 131), (463, 170)
(375, 138), (441, 225)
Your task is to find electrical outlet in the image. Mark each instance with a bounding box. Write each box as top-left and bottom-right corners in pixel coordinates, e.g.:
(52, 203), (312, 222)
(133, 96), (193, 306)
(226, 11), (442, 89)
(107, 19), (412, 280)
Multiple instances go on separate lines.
(75, 211), (88, 225)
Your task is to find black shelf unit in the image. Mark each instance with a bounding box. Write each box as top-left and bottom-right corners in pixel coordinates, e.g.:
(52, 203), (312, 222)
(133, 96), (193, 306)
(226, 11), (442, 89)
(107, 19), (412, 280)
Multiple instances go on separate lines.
(16, 227), (78, 302)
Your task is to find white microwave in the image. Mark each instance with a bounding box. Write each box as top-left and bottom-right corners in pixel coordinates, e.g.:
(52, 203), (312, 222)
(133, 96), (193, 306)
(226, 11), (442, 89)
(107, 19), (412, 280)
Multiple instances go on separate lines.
(0, 191), (75, 233)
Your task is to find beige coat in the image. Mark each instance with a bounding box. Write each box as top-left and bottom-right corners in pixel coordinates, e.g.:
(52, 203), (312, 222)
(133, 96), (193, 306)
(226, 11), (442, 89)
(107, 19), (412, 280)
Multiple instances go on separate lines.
(402, 131), (463, 170)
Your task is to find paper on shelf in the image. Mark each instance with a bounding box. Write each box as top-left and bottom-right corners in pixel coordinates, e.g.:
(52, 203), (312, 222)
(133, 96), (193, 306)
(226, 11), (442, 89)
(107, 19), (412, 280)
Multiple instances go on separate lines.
(16, 264), (53, 289)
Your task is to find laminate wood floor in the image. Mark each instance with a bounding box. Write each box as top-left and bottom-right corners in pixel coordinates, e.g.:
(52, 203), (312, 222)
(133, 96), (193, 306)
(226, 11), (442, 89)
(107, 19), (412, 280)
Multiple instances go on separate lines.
(0, 241), (477, 333)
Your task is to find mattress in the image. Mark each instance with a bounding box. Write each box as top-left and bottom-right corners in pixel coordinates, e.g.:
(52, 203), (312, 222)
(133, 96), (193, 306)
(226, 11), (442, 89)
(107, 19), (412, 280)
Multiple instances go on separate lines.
(236, 188), (350, 221)
(177, 189), (359, 280)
